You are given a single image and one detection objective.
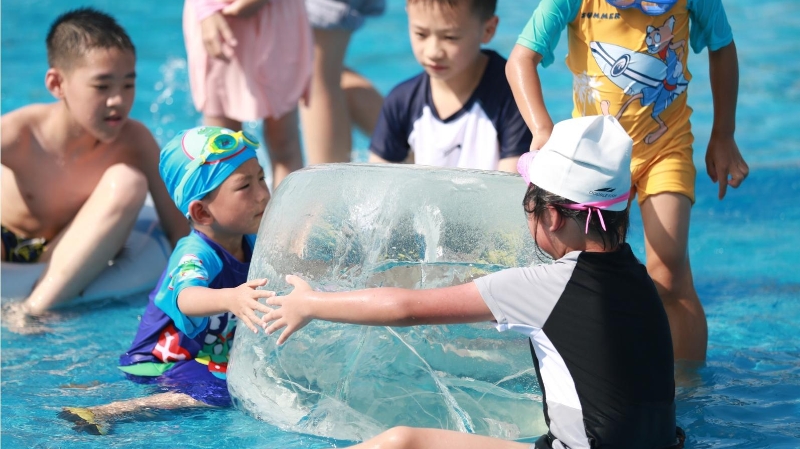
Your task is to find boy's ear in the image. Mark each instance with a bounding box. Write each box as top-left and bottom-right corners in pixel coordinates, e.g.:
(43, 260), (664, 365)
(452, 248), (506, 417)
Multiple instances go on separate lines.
(187, 200), (214, 226)
(45, 68), (66, 99)
(481, 15), (499, 44)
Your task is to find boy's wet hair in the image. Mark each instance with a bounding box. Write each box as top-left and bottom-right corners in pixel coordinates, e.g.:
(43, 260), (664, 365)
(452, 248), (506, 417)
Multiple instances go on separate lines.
(523, 183), (629, 253)
(407, 0), (497, 21)
(46, 7), (135, 70)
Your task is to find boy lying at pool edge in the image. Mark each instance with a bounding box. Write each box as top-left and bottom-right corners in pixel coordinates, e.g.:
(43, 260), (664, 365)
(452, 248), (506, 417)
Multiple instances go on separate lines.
(1, 8), (188, 319)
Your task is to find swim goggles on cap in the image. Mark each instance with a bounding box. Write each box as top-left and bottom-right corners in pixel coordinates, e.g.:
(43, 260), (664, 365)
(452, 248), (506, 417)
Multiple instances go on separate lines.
(173, 130), (260, 210)
(605, 0), (677, 16)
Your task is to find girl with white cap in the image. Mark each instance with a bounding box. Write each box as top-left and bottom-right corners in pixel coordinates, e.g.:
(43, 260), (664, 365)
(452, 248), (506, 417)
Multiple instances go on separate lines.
(262, 115), (684, 449)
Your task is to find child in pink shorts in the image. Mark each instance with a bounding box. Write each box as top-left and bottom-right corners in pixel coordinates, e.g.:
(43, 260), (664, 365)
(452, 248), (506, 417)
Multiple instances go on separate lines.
(183, 0), (313, 188)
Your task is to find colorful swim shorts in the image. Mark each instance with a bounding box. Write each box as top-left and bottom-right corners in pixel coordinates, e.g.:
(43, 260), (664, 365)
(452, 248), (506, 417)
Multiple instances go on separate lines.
(1, 226), (47, 263)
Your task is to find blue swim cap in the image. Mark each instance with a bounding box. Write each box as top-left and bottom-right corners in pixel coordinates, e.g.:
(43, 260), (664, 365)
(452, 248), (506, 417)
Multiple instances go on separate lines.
(160, 126), (259, 216)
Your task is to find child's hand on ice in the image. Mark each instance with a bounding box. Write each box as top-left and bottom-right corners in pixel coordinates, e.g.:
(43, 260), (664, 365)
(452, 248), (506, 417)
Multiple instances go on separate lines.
(261, 275), (314, 345)
(229, 278), (275, 333)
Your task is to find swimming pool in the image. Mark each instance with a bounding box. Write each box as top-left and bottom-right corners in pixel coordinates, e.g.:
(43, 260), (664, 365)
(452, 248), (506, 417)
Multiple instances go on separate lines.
(2, 0), (799, 447)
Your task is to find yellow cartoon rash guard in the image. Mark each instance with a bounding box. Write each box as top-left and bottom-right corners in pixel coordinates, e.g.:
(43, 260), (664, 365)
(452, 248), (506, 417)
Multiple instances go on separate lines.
(517, 0), (732, 167)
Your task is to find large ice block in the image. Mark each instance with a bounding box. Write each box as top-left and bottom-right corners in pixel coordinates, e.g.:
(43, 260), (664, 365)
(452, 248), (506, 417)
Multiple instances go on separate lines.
(228, 164), (549, 442)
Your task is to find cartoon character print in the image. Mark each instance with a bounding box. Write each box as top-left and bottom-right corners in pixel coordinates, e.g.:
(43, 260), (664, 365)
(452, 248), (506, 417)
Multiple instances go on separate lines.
(194, 312), (236, 379)
(167, 254), (208, 291)
(598, 16), (689, 144)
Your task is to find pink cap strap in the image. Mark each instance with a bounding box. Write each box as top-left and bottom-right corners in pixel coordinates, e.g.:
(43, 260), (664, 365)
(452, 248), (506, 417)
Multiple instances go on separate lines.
(559, 192), (630, 234)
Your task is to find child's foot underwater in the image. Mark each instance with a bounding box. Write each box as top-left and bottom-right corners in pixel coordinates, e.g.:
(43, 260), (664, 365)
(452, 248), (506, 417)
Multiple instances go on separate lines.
(1, 302), (53, 335)
(58, 407), (109, 435)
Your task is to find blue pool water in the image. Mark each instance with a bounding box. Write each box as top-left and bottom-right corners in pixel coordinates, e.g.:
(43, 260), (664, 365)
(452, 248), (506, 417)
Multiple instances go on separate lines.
(2, 0), (799, 447)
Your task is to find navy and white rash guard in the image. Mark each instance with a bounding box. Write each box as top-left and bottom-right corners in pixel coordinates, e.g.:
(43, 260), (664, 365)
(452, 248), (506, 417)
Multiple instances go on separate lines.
(474, 244), (680, 449)
(369, 50), (532, 170)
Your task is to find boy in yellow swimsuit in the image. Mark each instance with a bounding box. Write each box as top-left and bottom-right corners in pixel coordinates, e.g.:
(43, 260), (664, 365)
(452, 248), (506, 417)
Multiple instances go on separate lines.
(1, 8), (188, 318)
(505, 0), (749, 361)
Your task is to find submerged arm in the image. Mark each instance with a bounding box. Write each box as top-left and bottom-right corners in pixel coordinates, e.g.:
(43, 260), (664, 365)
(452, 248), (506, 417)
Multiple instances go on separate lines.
(263, 275), (493, 344)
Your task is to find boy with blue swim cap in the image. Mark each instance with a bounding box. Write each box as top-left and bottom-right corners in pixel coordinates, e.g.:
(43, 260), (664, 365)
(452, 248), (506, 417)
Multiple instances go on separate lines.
(59, 127), (275, 435)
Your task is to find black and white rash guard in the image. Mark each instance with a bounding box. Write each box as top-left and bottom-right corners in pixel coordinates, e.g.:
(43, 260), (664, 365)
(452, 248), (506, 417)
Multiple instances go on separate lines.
(474, 244), (680, 449)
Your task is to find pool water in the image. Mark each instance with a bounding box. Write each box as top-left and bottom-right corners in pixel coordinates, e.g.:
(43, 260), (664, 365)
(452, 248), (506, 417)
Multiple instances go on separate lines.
(2, 0), (799, 448)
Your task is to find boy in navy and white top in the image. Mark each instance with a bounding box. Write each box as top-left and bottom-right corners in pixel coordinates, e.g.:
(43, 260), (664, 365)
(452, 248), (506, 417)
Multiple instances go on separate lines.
(368, 0), (531, 172)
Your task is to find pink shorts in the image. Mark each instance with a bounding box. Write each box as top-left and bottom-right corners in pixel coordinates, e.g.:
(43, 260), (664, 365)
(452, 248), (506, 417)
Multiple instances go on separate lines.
(183, 0), (313, 122)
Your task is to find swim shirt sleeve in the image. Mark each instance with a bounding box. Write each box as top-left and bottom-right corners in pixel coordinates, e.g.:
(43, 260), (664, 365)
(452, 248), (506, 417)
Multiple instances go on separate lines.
(516, 0), (580, 68)
(473, 254), (577, 334)
(369, 82), (414, 162)
(498, 95), (533, 159)
(153, 232), (224, 338)
(687, 0), (733, 53)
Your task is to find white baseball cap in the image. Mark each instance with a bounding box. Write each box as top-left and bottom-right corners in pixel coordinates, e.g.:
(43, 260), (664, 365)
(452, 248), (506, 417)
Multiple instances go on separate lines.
(519, 115), (633, 212)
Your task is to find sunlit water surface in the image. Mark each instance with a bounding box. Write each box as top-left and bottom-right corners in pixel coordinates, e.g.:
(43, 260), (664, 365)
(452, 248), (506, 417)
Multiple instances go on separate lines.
(2, 0), (799, 447)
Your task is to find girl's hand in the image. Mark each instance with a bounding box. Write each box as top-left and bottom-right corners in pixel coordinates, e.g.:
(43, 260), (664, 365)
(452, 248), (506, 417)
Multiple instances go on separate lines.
(261, 275), (314, 345)
(200, 12), (237, 61)
(229, 278), (276, 334)
(705, 134), (749, 200)
(530, 128), (552, 152)
(222, 0), (270, 17)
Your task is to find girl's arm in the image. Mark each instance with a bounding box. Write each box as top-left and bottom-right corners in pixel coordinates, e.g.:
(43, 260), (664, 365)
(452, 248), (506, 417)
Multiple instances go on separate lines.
(263, 275), (494, 345)
(705, 40), (749, 200)
(178, 278), (276, 333)
(506, 45), (554, 151)
(221, 0), (271, 17)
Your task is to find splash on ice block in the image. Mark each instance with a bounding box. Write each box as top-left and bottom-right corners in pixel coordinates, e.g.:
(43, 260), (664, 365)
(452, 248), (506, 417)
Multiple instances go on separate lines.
(228, 164), (549, 442)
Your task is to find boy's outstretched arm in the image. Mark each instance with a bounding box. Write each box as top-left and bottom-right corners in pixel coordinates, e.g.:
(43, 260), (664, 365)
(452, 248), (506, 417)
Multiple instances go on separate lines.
(263, 275), (493, 345)
(706, 40), (749, 200)
(506, 45), (554, 151)
(132, 122), (190, 246)
(178, 278), (276, 333)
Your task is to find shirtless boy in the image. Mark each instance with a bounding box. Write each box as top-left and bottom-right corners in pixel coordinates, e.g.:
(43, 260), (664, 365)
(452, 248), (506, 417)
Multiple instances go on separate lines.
(1, 8), (188, 317)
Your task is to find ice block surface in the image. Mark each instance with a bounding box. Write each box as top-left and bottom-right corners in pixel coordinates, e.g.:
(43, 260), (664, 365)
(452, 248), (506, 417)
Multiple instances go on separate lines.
(228, 164), (549, 441)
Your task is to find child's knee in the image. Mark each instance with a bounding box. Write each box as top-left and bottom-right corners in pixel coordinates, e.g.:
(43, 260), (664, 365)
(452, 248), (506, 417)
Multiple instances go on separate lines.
(380, 426), (417, 449)
(647, 255), (693, 295)
(98, 163), (148, 209)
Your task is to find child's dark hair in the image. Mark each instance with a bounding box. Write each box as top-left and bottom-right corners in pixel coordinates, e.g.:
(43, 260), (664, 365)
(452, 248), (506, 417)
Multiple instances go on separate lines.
(407, 0), (497, 21)
(523, 183), (629, 252)
(46, 7), (135, 70)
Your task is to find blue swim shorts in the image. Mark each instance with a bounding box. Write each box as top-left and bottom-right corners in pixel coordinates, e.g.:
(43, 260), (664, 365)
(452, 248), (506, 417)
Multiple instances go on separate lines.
(305, 0), (386, 31)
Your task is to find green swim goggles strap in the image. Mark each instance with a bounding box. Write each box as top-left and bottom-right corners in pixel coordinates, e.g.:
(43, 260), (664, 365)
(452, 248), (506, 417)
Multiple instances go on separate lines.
(174, 130), (260, 214)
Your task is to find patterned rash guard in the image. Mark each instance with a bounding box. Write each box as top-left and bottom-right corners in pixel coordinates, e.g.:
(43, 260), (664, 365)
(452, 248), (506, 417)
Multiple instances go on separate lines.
(474, 244), (680, 449)
(515, 0), (732, 168)
(119, 230), (256, 389)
